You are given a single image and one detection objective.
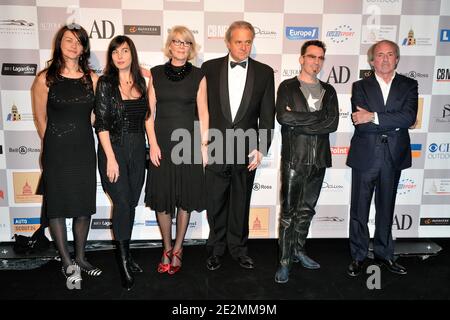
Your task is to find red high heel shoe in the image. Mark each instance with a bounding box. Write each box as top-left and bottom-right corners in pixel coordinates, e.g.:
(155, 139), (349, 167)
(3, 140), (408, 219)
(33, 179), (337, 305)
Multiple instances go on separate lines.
(168, 249), (182, 275)
(157, 248), (172, 273)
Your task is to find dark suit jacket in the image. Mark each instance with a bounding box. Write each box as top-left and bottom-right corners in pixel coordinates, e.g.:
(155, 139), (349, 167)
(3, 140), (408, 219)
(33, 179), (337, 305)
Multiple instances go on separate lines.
(346, 73), (418, 170)
(201, 55), (275, 170)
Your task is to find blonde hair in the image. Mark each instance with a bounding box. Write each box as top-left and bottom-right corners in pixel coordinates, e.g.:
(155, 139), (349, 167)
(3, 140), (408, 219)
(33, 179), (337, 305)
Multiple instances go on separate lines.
(164, 25), (198, 61)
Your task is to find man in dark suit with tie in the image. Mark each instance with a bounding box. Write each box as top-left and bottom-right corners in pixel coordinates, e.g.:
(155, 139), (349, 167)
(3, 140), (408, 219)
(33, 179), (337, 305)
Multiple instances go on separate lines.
(201, 21), (275, 271)
(347, 40), (418, 277)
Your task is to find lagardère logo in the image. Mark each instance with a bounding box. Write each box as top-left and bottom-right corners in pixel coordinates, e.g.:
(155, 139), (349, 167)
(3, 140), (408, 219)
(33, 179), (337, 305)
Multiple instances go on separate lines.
(440, 29), (450, 42)
(91, 219), (112, 229)
(124, 25), (160, 36)
(2, 63), (37, 76)
(253, 183), (272, 191)
(9, 146), (40, 155)
(285, 27), (319, 40)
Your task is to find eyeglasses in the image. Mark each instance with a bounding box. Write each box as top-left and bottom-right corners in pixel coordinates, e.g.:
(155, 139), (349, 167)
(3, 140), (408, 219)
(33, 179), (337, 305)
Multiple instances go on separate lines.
(171, 39), (192, 48)
(303, 54), (325, 61)
(67, 23), (81, 30)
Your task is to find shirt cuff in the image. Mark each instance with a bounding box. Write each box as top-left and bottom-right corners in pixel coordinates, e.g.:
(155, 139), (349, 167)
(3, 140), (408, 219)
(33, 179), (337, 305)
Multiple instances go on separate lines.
(372, 112), (379, 125)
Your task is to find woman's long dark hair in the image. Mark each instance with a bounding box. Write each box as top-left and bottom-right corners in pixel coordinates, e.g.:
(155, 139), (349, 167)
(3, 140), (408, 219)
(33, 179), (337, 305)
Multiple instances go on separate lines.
(39, 24), (92, 87)
(103, 35), (146, 98)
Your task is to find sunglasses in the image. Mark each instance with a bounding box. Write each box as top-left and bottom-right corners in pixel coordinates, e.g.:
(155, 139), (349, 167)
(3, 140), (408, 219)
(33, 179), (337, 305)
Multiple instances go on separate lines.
(67, 23), (81, 30)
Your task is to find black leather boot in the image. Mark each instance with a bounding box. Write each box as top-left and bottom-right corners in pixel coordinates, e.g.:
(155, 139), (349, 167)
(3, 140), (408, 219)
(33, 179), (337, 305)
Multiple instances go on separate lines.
(128, 254), (143, 273)
(116, 240), (134, 290)
(275, 215), (295, 283)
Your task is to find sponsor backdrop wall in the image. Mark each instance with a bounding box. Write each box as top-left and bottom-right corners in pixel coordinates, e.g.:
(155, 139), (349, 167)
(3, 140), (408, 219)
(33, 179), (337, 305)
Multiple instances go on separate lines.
(0, 0), (449, 242)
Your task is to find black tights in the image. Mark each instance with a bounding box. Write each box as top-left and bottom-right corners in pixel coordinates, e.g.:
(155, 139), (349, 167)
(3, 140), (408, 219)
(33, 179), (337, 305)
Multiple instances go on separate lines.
(49, 216), (93, 269)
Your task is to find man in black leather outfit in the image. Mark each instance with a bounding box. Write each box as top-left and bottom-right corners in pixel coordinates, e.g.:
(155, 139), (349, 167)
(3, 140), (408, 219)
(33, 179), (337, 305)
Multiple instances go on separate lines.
(274, 40), (339, 283)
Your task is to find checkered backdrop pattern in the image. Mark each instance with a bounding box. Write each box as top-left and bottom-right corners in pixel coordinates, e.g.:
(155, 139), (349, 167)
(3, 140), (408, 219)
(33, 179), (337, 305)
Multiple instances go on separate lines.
(0, 0), (449, 241)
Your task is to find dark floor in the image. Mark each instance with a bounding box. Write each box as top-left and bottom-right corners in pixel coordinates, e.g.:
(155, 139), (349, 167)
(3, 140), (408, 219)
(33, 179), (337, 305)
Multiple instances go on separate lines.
(0, 238), (449, 302)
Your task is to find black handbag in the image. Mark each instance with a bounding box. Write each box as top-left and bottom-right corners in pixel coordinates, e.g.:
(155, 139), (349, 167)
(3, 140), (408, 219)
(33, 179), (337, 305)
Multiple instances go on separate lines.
(12, 227), (50, 254)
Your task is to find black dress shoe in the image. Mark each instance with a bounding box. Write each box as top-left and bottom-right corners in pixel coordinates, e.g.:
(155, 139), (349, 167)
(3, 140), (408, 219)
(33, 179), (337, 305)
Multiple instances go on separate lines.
(374, 257), (407, 275)
(347, 260), (364, 277)
(237, 255), (255, 269)
(206, 255), (222, 271)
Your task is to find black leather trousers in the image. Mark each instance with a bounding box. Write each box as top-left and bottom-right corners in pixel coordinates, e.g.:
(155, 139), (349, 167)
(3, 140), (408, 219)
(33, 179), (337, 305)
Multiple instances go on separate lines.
(278, 161), (325, 267)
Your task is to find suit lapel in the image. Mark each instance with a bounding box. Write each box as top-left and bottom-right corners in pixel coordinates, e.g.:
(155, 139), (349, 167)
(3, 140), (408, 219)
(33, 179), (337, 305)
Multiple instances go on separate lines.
(365, 74), (386, 112)
(219, 56), (233, 124)
(233, 58), (254, 124)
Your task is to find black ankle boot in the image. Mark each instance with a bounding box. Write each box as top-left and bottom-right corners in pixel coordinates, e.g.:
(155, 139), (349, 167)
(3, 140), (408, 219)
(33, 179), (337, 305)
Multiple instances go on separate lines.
(128, 253), (143, 273)
(115, 240), (134, 290)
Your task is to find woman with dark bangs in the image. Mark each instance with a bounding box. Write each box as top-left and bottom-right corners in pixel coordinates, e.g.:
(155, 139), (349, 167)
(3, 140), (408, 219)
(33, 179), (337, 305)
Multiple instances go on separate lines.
(32, 24), (100, 287)
(94, 35), (148, 290)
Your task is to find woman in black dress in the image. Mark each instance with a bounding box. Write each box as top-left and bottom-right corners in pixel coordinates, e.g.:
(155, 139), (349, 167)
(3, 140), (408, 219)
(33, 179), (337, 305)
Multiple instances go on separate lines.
(32, 24), (100, 287)
(95, 35), (148, 290)
(146, 26), (209, 275)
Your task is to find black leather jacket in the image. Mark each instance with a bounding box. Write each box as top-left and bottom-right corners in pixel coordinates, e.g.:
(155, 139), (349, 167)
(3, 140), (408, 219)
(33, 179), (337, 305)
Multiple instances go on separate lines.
(276, 77), (339, 168)
(94, 75), (133, 145)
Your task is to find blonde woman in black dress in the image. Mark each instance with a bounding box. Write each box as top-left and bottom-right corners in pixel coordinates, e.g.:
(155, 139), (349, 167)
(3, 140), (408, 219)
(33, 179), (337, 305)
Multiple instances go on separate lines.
(146, 26), (209, 275)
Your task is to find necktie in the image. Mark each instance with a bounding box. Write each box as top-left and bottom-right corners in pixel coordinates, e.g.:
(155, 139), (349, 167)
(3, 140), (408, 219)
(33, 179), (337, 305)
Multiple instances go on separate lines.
(230, 60), (247, 69)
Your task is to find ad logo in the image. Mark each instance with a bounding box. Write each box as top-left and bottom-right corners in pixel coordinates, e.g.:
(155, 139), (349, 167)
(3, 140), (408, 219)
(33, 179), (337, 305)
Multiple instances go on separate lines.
(326, 66), (351, 84)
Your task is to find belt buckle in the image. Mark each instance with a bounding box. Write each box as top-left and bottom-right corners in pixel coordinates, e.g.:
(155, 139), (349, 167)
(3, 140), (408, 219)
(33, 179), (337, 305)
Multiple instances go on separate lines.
(381, 135), (388, 143)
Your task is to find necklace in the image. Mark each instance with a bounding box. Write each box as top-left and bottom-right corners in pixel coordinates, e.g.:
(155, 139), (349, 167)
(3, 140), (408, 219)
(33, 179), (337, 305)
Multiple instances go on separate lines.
(120, 78), (133, 86)
(164, 60), (192, 82)
(119, 79), (137, 100)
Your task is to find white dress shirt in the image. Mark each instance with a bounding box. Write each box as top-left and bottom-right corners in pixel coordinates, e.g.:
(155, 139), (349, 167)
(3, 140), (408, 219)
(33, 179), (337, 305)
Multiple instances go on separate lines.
(228, 56), (248, 122)
(372, 72), (395, 125)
